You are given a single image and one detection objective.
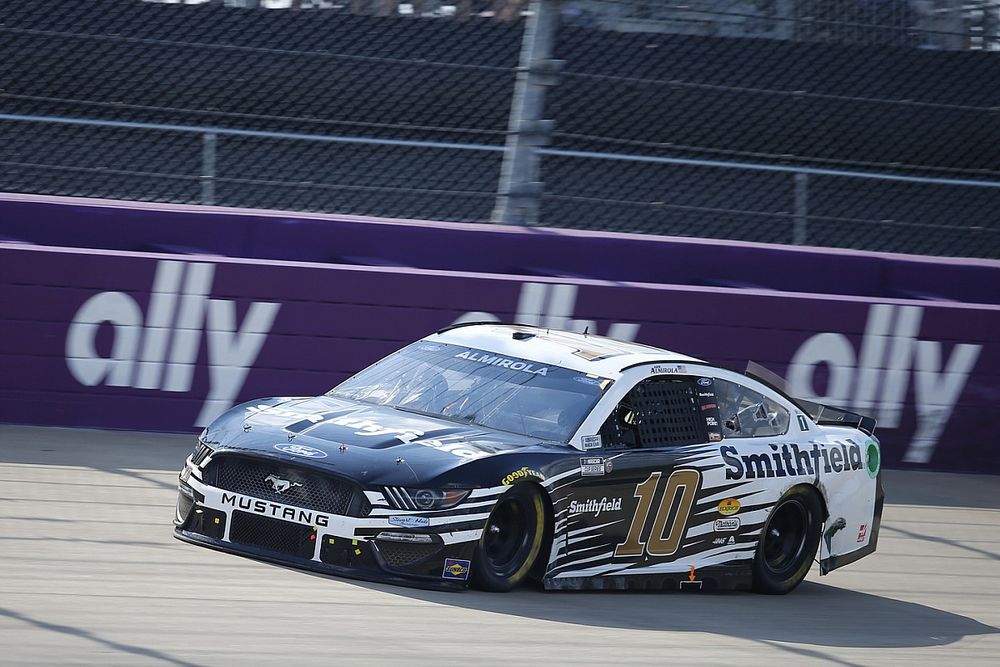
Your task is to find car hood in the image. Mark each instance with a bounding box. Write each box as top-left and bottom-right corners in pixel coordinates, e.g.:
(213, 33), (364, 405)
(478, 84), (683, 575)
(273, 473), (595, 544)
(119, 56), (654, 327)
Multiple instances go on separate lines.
(200, 395), (550, 486)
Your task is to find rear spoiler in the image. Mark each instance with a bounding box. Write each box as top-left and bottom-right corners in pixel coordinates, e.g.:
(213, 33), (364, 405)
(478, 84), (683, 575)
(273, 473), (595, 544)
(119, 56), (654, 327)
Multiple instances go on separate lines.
(793, 399), (877, 437)
(742, 362), (877, 436)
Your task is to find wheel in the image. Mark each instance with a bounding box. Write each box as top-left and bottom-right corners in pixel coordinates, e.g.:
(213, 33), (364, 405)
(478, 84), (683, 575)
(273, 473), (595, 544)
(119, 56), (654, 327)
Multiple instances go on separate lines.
(752, 485), (823, 594)
(471, 483), (546, 592)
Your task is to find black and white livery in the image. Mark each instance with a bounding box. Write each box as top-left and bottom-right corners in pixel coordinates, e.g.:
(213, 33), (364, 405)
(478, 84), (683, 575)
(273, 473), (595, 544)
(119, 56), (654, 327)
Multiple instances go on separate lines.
(175, 324), (884, 593)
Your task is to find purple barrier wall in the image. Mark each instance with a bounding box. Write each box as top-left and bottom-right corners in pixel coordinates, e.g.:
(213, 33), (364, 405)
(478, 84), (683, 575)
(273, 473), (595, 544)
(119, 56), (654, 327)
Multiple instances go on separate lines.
(2, 242), (997, 474)
(2, 193), (998, 304)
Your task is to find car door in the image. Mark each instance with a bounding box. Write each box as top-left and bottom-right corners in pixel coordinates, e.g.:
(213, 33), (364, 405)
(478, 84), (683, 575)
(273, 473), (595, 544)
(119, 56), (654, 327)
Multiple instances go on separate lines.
(545, 374), (722, 581)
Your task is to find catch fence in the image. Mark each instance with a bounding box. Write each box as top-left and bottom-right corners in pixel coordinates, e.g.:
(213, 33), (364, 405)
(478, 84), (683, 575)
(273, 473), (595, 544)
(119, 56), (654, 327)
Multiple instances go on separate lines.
(2, 0), (999, 256)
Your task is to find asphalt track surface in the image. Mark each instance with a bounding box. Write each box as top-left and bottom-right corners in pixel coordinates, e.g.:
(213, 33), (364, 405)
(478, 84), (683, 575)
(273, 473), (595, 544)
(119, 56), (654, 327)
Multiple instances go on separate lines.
(1, 425), (998, 666)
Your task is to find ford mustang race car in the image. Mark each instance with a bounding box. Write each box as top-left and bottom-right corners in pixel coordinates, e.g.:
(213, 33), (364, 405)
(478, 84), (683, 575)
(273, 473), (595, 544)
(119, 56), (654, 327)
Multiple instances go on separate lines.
(175, 323), (883, 593)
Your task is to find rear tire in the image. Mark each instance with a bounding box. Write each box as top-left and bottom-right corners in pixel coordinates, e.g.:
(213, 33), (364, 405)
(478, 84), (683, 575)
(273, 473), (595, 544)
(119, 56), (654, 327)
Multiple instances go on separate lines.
(752, 485), (823, 595)
(471, 484), (546, 592)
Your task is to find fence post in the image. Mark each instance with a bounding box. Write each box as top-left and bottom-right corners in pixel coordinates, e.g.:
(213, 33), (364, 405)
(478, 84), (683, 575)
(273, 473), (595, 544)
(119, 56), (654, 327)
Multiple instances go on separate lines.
(793, 171), (808, 245)
(491, 0), (562, 226)
(201, 132), (217, 206)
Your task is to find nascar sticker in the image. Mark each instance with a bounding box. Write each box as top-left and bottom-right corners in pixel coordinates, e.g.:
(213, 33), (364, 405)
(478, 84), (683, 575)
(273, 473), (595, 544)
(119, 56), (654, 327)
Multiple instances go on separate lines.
(580, 457), (606, 476)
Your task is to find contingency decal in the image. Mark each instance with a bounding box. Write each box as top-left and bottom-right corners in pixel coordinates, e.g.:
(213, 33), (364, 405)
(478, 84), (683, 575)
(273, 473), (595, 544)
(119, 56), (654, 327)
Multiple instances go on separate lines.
(722, 441), (865, 480)
(442, 558), (471, 580)
(580, 457), (606, 477)
(501, 467), (545, 485)
(389, 516), (431, 529)
(717, 498), (741, 516)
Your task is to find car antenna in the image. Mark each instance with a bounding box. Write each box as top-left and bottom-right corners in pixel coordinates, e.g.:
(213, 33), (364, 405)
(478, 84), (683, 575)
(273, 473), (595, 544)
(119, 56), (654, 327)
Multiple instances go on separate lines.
(583, 326), (589, 336)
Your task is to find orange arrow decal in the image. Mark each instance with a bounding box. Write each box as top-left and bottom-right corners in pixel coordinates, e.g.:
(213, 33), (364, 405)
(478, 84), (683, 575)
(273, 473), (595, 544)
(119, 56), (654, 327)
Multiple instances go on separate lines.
(688, 565), (696, 582)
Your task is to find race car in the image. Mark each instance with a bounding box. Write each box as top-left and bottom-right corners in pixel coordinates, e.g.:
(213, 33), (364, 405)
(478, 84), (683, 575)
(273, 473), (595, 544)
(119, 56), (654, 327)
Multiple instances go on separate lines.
(175, 323), (883, 593)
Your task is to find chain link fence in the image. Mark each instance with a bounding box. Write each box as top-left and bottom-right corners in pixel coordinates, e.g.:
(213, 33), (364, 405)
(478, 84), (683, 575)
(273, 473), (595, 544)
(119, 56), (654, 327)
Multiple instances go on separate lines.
(2, 0), (999, 257)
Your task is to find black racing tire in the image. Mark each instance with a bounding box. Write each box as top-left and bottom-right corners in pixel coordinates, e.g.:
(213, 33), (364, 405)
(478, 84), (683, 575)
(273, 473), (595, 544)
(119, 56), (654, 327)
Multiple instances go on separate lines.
(752, 485), (823, 595)
(471, 483), (546, 592)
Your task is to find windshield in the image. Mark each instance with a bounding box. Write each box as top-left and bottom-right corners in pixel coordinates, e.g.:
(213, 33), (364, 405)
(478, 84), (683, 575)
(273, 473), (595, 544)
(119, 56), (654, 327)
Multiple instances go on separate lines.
(330, 341), (613, 442)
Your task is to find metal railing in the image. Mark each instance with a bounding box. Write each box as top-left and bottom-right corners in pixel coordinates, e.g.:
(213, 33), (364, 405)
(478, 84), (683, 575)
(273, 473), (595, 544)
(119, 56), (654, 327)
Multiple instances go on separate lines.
(5, 111), (999, 250)
(4, 0), (1000, 257)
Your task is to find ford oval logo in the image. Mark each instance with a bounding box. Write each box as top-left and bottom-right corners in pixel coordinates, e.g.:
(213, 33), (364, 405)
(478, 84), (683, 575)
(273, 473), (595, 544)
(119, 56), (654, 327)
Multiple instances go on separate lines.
(273, 443), (327, 459)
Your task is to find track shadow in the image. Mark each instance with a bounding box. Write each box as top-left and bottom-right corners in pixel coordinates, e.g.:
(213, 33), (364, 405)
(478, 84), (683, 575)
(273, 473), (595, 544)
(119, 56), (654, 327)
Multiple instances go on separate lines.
(0, 607), (202, 667)
(301, 574), (998, 650)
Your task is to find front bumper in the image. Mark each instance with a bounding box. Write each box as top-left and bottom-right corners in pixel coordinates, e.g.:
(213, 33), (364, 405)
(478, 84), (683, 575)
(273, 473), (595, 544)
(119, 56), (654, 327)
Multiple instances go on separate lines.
(174, 526), (473, 592)
(174, 454), (487, 591)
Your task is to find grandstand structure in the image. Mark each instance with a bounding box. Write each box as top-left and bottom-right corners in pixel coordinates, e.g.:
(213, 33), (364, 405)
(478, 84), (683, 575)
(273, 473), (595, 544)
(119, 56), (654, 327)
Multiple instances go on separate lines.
(3, 0), (999, 257)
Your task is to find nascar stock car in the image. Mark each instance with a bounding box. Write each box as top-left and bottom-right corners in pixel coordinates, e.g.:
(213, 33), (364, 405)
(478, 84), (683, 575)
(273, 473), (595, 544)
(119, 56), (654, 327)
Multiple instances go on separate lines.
(175, 323), (883, 594)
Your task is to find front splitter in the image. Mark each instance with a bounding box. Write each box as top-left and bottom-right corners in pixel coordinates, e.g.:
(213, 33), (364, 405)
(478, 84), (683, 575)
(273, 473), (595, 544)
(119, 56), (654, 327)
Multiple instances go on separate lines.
(174, 528), (468, 592)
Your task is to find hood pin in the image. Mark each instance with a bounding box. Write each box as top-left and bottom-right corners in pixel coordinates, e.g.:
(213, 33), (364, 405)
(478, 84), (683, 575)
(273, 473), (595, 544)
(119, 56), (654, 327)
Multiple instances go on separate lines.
(242, 424), (252, 433)
(395, 457), (405, 465)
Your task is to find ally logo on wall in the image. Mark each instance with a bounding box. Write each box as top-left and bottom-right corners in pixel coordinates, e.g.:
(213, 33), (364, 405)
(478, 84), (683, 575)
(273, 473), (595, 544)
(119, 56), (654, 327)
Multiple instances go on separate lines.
(65, 260), (280, 426)
(786, 304), (981, 464)
(62, 267), (983, 467)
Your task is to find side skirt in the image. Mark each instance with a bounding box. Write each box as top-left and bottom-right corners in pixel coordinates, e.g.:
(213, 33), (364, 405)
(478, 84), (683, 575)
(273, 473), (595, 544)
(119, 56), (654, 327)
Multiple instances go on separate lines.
(543, 563), (753, 592)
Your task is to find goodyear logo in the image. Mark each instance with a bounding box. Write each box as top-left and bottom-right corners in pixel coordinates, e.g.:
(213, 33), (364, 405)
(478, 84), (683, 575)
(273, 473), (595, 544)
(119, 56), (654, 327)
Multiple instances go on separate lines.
(442, 558), (471, 581)
(718, 498), (741, 516)
(501, 466), (545, 486)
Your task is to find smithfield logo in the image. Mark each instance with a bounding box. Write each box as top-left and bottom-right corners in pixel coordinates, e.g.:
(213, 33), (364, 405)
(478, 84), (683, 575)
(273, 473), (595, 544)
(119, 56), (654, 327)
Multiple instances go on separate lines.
(264, 474), (302, 494)
(568, 497), (622, 518)
(787, 304), (981, 464)
(273, 443), (327, 459)
(65, 261), (280, 427)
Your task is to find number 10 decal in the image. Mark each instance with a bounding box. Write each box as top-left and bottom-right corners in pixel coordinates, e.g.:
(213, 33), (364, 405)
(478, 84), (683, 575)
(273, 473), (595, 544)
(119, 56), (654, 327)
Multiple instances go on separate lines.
(614, 469), (701, 558)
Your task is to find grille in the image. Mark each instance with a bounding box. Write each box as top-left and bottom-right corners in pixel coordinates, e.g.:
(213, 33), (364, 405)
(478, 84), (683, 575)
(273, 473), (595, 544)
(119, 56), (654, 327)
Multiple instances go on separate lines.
(375, 540), (442, 568)
(229, 510), (315, 559)
(207, 454), (370, 517)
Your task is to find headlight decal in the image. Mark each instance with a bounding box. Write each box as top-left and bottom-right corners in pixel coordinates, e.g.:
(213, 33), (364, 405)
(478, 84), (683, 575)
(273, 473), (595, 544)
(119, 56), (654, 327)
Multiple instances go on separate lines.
(382, 486), (471, 511)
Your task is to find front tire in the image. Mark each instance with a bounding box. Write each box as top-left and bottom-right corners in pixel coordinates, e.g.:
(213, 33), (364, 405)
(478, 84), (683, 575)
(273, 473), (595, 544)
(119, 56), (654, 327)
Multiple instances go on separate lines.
(471, 484), (546, 592)
(752, 485), (823, 595)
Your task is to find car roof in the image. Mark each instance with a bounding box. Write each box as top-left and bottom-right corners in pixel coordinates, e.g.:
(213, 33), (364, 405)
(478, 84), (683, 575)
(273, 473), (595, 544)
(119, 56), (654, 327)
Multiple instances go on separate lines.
(428, 322), (705, 379)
